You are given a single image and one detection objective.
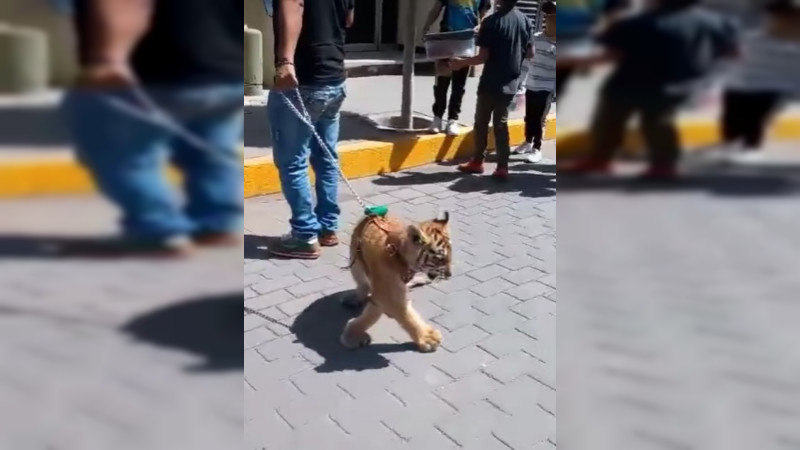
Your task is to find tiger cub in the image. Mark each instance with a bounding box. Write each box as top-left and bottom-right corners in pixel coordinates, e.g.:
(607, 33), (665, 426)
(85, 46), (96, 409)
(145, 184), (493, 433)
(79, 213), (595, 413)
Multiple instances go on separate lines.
(342, 212), (452, 352)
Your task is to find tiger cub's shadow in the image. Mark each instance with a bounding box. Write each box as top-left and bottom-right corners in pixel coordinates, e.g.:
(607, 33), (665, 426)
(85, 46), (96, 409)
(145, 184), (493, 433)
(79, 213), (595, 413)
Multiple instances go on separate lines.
(290, 290), (414, 373)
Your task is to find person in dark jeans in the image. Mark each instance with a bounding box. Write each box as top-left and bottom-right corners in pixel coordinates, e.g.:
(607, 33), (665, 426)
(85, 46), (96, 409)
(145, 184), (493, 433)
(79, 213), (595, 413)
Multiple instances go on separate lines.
(63, 0), (243, 257)
(449, 0), (531, 181)
(267, 0), (355, 260)
(422, 0), (491, 135)
(558, 0), (738, 181)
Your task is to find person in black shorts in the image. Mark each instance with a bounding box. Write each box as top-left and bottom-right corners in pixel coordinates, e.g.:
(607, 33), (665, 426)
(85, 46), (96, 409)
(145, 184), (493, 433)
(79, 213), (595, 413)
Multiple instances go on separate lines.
(421, 0), (492, 135)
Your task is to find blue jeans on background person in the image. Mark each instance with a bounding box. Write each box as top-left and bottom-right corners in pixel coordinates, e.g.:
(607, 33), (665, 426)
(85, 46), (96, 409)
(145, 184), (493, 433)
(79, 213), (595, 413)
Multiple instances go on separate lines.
(268, 83), (346, 242)
(61, 84), (244, 243)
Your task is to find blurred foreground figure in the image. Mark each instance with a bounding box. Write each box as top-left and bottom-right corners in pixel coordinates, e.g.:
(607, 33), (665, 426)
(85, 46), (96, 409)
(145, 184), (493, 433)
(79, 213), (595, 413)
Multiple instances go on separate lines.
(718, 0), (800, 163)
(558, 0), (738, 181)
(63, 0), (243, 257)
(557, 0), (631, 97)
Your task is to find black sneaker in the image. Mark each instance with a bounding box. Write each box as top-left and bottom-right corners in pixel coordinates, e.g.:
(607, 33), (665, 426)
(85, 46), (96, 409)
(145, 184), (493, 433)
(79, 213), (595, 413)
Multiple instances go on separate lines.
(268, 234), (321, 259)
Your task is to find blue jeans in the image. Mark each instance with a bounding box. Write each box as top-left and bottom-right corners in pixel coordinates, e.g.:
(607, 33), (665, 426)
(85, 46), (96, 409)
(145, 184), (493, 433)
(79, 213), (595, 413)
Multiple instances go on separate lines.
(268, 83), (346, 242)
(62, 84), (244, 241)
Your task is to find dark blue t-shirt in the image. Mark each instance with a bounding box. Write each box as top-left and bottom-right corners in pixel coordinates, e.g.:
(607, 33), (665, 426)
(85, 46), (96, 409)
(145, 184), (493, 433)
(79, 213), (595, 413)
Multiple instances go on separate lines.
(599, 5), (739, 93)
(439, 0), (490, 32)
(476, 7), (532, 95)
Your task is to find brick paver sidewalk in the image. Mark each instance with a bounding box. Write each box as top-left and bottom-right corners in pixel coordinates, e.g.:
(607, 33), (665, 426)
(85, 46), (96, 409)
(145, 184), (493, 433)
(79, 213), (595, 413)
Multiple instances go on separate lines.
(558, 142), (800, 450)
(244, 144), (557, 449)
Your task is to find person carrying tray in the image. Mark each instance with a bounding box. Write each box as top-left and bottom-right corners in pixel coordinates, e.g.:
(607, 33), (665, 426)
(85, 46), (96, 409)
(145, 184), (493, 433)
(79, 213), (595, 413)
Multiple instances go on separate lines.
(422, 0), (492, 135)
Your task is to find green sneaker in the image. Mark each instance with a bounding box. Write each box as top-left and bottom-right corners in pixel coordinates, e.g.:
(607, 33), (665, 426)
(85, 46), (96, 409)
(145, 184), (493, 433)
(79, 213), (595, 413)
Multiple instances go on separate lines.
(268, 234), (321, 260)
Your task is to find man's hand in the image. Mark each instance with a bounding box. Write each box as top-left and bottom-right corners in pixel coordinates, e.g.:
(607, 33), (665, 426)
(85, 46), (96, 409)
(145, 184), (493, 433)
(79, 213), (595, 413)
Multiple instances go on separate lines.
(75, 62), (137, 89)
(448, 58), (467, 71)
(273, 63), (298, 90)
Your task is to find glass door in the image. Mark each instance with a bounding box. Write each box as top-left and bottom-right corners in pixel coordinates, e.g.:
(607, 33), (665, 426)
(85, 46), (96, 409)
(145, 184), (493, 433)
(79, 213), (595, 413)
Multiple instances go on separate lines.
(345, 0), (383, 51)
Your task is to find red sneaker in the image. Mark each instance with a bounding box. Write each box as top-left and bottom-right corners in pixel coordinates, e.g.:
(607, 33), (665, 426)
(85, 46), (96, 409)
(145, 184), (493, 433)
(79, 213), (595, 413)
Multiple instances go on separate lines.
(558, 158), (612, 175)
(457, 159), (485, 174)
(491, 167), (510, 181)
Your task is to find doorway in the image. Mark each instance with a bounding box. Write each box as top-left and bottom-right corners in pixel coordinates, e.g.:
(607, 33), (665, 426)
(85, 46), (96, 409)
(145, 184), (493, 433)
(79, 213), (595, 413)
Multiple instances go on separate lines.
(345, 0), (382, 51)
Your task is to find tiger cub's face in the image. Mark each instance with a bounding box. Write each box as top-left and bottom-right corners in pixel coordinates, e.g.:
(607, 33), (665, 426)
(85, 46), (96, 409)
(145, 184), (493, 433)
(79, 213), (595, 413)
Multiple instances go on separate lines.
(407, 212), (453, 280)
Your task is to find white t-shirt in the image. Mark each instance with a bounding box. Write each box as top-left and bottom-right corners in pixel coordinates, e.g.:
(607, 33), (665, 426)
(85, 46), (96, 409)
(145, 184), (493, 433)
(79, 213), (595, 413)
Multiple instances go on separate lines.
(523, 32), (556, 93)
(725, 30), (800, 95)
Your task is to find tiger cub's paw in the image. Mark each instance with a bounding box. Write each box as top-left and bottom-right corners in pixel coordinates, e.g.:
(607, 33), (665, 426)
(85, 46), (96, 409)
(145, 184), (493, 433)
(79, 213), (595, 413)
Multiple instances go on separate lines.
(415, 327), (443, 353)
(340, 319), (372, 349)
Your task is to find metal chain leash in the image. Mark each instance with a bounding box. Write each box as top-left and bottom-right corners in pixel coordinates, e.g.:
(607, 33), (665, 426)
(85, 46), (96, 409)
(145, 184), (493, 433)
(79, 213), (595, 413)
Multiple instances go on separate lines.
(279, 89), (370, 211)
(244, 305), (292, 329)
(104, 84), (241, 166)
(243, 89), (380, 324)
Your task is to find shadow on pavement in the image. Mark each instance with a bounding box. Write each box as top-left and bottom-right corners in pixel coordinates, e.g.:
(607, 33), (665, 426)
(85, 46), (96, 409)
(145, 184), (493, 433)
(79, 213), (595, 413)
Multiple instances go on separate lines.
(371, 161), (557, 198)
(246, 106), (465, 172)
(245, 107), (389, 148)
(244, 234), (278, 260)
(0, 235), (72, 258)
(0, 235), (193, 259)
(291, 290), (414, 373)
(558, 165), (800, 197)
(121, 291), (243, 372)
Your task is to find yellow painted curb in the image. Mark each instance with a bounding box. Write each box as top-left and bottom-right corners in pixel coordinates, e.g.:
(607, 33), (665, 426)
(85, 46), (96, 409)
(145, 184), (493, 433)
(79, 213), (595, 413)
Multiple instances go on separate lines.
(556, 114), (800, 159)
(247, 116), (556, 198)
(0, 117), (554, 199)
(0, 156), (183, 198)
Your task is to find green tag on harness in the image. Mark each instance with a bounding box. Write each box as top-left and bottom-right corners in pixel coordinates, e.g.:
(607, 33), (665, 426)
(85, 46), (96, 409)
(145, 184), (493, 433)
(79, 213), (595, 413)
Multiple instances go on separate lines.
(364, 205), (388, 217)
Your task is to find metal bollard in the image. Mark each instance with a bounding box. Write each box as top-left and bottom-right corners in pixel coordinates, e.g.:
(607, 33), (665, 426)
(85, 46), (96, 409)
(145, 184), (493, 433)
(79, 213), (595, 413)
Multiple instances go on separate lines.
(244, 25), (264, 96)
(0, 24), (48, 94)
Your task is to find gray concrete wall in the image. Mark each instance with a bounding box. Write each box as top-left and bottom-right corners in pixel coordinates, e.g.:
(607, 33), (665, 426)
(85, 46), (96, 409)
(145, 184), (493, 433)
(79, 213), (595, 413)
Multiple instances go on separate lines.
(244, 0), (276, 88)
(0, 0), (78, 86)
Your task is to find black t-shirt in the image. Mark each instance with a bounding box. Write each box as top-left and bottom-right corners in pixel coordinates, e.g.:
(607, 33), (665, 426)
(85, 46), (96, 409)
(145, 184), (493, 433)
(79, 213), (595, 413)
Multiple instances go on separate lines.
(273, 0), (355, 86)
(476, 7), (532, 95)
(598, 5), (739, 93)
(73, 0), (243, 84)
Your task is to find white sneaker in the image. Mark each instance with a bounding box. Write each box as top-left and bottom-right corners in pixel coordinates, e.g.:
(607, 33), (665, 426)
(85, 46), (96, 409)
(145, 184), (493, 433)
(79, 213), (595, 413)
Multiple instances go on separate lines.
(526, 149), (543, 163)
(512, 142), (533, 155)
(727, 150), (764, 165)
(428, 117), (443, 134)
(444, 119), (461, 136)
(694, 143), (739, 164)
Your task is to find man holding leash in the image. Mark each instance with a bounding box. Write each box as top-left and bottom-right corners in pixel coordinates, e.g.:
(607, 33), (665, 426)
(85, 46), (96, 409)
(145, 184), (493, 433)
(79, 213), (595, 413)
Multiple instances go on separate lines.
(63, 0), (243, 257)
(268, 0), (355, 260)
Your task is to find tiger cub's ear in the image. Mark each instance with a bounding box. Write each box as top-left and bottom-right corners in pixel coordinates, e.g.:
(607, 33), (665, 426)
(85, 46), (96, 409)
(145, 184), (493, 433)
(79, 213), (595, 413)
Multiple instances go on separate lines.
(433, 211), (450, 225)
(407, 224), (430, 245)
